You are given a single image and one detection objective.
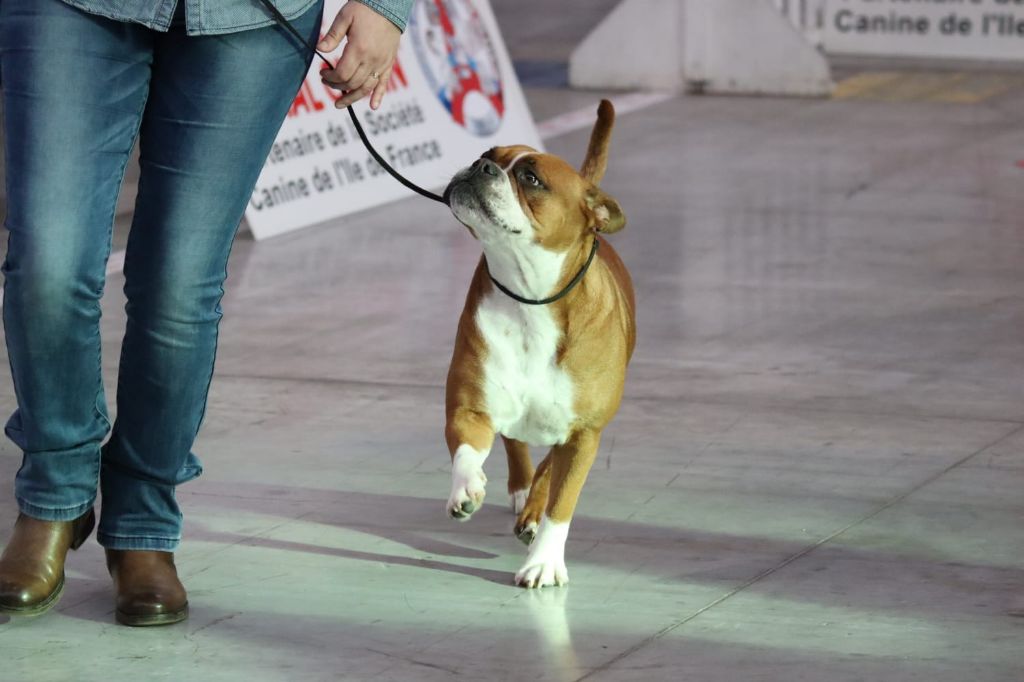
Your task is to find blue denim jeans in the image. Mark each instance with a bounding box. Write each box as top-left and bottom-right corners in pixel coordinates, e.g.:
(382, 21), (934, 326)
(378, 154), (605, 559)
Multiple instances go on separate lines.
(0, 0), (323, 550)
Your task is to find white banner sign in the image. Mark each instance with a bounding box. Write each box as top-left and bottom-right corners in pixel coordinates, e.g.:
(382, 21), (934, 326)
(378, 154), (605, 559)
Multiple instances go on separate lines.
(823, 0), (1024, 61)
(245, 0), (542, 240)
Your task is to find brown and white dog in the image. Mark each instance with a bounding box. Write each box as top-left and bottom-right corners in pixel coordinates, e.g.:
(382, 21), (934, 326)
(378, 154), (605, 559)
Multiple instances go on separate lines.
(442, 101), (636, 588)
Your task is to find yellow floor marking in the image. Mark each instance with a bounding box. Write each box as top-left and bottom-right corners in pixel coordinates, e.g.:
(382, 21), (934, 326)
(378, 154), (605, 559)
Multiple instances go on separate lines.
(832, 72), (906, 99)
(833, 71), (1024, 104)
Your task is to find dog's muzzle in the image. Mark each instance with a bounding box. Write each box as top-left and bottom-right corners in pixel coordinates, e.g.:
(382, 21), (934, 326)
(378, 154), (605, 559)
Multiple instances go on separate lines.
(444, 158), (505, 205)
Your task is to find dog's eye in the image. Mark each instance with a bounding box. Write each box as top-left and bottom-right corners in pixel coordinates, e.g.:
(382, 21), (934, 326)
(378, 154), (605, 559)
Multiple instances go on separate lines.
(521, 169), (542, 187)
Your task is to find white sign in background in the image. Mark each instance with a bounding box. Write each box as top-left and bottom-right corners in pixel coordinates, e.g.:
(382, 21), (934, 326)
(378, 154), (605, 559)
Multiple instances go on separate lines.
(823, 0), (1024, 61)
(245, 0), (542, 240)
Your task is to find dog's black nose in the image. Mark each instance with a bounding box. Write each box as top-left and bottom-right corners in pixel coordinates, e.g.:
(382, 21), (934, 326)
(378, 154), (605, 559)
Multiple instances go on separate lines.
(472, 158), (501, 177)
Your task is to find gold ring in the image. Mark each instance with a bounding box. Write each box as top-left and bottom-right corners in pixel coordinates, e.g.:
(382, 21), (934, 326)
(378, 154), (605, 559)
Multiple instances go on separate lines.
(370, 71), (381, 80)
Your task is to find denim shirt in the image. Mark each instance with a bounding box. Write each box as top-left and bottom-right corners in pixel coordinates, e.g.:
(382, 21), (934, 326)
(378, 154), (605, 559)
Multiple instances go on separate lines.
(58, 0), (415, 35)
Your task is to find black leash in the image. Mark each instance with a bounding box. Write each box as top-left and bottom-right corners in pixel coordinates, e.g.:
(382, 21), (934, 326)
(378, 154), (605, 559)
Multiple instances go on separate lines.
(258, 0), (446, 205)
(486, 237), (599, 305)
(259, 0), (599, 306)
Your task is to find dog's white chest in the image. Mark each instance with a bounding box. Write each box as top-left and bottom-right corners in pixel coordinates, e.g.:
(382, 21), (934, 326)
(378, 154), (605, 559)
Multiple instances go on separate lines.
(476, 296), (576, 447)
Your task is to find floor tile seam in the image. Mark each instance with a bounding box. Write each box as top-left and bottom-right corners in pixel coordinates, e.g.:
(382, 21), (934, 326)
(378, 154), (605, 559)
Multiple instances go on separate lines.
(834, 124), (1023, 201)
(55, 591), (115, 619)
(571, 422), (1024, 681)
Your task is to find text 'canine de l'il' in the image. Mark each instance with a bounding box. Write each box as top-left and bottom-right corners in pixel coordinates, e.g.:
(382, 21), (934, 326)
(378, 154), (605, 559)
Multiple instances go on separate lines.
(442, 100), (636, 588)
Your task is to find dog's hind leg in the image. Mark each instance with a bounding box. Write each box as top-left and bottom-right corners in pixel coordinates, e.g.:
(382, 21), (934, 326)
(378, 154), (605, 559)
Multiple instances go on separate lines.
(514, 452), (552, 545)
(503, 437), (534, 514)
(515, 429), (601, 588)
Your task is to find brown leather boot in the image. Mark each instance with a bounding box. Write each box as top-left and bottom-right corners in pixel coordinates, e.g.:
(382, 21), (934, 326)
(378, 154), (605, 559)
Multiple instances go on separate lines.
(0, 507), (95, 616)
(106, 549), (188, 626)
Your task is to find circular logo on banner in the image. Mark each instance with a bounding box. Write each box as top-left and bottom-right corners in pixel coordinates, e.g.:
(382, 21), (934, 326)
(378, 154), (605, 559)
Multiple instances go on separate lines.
(408, 0), (505, 137)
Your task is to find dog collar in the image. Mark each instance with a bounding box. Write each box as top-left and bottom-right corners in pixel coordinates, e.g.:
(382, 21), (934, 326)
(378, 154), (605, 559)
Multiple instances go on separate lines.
(485, 238), (600, 306)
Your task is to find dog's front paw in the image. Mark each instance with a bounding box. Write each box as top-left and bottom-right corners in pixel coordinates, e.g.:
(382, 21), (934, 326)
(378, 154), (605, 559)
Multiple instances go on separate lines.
(447, 470), (486, 521)
(515, 556), (569, 589)
(447, 445), (488, 522)
(514, 516), (570, 588)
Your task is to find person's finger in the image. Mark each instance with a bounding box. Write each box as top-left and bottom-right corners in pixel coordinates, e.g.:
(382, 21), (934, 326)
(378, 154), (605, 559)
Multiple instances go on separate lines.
(333, 30), (378, 88)
(320, 60), (366, 92)
(320, 67), (341, 87)
(335, 78), (378, 109)
(345, 61), (373, 93)
(317, 10), (353, 52)
(369, 66), (392, 110)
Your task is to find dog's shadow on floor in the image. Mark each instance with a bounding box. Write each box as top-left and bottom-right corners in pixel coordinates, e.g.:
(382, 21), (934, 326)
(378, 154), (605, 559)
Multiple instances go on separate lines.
(182, 482), (519, 586)
(188, 528), (514, 586)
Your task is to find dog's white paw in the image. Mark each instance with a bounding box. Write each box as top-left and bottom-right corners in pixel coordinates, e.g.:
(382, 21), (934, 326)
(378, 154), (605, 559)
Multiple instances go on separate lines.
(514, 516), (570, 588)
(509, 489), (529, 515)
(447, 445), (489, 521)
(447, 471), (486, 521)
(515, 557), (569, 589)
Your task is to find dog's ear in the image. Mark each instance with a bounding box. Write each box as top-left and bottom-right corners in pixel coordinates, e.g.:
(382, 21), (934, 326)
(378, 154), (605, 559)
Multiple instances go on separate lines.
(580, 100), (615, 184)
(580, 101), (623, 233)
(584, 186), (625, 234)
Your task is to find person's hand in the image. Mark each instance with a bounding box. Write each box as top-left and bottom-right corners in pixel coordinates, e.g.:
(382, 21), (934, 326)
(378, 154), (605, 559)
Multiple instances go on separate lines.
(318, 1), (402, 110)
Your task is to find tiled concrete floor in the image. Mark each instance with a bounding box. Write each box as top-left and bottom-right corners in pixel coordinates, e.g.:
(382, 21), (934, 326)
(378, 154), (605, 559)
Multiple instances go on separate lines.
(3, 11), (1024, 682)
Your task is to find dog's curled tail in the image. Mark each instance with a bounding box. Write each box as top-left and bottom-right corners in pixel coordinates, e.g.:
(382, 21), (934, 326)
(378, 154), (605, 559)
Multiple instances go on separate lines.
(580, 99), (615, 185)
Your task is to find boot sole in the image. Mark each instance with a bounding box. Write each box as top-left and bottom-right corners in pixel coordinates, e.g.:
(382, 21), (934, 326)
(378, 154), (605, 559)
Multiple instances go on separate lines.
(0, 575), (65, 617)
(116, 602), (189, 627)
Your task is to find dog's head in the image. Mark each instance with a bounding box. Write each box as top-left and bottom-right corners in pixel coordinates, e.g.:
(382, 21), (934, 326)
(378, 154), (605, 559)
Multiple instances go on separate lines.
(444, 100), (624, 252)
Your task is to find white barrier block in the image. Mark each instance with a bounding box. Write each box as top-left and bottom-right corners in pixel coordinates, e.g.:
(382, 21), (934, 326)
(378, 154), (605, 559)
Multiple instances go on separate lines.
(569, 0), (686, 91)
(570, 0), (833, 97)
(686, 0), (832, 96)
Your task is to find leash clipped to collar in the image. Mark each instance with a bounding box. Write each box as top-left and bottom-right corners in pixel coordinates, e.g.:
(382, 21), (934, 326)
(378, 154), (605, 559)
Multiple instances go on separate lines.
(258, 0), (447, 205)
(486, 238), (599, 306)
